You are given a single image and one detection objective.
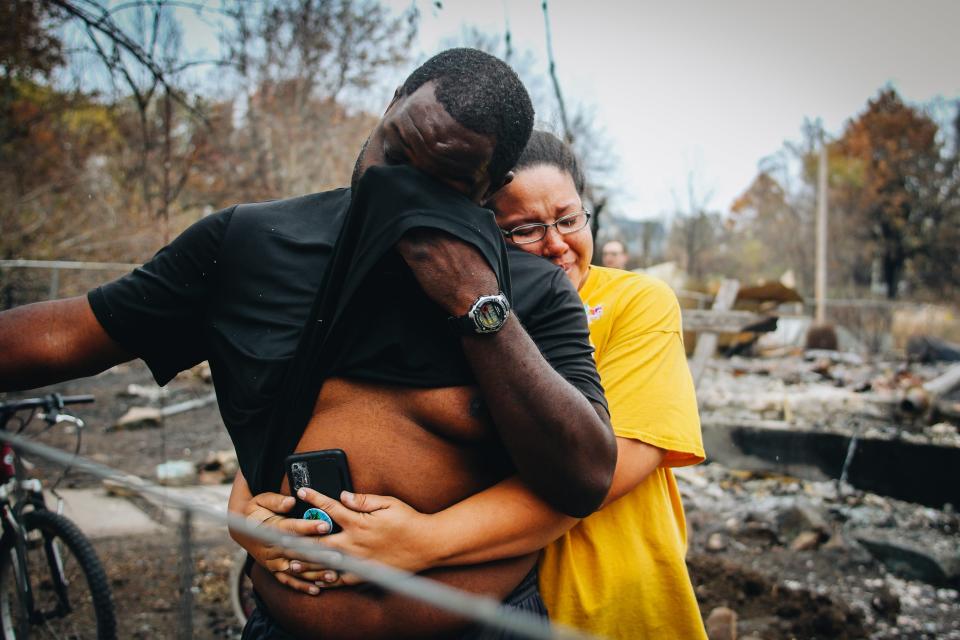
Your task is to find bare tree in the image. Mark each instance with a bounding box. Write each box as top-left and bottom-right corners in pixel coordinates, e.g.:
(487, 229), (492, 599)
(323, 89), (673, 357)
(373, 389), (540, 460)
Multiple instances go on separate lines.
(442, 19), (617, 244)
(53, 0), (225, 242)
(667, 173), (720, 282)
(220, 0), (417, 197)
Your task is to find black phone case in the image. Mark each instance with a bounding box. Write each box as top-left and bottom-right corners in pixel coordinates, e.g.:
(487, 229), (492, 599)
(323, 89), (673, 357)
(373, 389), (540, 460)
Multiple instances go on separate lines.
(284, 449), (354, 530)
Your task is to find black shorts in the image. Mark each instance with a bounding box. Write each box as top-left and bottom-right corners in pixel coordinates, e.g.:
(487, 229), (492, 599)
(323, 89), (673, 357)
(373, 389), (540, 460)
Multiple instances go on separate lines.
(241, 567), (547, 639)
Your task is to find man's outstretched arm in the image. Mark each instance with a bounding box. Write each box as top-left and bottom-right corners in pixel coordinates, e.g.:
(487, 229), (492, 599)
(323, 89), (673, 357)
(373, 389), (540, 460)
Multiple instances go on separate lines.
(0, 296), (132, 391)
(397, 229), (616, 518)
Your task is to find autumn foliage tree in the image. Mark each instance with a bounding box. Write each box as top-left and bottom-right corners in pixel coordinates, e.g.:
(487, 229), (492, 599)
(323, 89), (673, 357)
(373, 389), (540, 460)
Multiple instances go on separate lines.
(728, 92), (959, 302)
(1, 0), (66, 235)
(0, 1), (121, 263)
(730, 167), (814, 288)
(833, 88), (956, 299)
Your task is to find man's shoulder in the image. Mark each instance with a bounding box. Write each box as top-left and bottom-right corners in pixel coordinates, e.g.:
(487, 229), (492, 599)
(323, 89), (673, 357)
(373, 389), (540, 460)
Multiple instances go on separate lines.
(224, 188), (351, 246)
(506, 246), (583, 327)
(233, 188), (351, 222)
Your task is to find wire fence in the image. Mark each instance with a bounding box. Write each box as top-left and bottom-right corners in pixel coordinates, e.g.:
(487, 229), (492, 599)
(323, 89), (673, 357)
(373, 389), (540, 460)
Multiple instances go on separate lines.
(0, 260), (138, 310)
(680, 281), (958, 356)
(800, 298), (960, 355)
(806, 299), (905, 354)
(0, 429), (599, 640)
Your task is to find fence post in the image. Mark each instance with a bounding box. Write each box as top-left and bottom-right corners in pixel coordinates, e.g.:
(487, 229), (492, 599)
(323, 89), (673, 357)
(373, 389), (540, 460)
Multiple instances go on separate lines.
(48, 267), (60, 300)
(178, 509), (194, 640)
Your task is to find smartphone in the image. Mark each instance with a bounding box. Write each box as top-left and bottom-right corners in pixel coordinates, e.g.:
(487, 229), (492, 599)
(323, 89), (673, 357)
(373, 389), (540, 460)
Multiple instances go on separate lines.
(284, 449), (354, 530)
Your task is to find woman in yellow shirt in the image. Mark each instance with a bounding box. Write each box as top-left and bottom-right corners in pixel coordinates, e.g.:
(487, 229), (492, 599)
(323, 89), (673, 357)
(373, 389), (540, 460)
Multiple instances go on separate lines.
(260, 131), (707, 638)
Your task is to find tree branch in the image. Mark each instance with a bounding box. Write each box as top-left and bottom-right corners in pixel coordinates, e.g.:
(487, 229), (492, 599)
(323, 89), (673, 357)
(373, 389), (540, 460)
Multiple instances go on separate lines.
(50, 0), (208, 125)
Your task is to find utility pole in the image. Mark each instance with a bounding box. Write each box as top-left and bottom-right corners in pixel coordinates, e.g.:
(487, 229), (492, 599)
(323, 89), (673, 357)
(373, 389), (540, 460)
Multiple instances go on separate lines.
(814, 132), (828, 324)
(541, 0), (572, 144)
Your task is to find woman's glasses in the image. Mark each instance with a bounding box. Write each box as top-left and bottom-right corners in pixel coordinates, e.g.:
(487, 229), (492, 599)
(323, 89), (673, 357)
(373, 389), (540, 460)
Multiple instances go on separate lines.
(500, 209), (591, 245)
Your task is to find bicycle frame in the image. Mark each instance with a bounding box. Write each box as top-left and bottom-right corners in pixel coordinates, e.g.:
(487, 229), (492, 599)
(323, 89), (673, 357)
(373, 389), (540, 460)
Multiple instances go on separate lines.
(0, 454), (58, 624)
(0, 394), (93, 625)
(1, 478), (45, 624)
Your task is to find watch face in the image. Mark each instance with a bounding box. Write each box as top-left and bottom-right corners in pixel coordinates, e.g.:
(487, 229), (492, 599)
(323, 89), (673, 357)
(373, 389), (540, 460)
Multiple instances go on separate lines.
(474, 298), (508, 331)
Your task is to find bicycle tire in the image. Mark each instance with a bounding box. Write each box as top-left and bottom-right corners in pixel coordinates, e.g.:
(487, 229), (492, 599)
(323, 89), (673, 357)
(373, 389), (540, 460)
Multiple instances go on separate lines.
(0, 510), (116, 639)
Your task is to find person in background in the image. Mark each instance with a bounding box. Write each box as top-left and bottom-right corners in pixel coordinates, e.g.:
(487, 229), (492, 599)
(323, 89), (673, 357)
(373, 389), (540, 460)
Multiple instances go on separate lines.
(285, 130), (708, 639)
(601, 239), (629, 269)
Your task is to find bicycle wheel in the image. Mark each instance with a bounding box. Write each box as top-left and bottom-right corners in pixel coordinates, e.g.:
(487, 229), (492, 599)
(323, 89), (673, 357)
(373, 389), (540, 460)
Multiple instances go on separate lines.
(0, 510), (116, 639)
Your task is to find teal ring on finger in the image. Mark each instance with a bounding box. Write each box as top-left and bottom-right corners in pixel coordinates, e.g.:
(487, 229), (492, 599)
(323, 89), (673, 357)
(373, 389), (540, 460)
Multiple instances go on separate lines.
(302, 507), (334, 530)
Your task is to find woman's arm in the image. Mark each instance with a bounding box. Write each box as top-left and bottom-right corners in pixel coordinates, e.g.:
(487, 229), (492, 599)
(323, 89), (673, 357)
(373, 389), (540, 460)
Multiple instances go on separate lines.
(296, 435), (664, 584)
(428, 436), (664, 566)
(602, 437), (666, 508)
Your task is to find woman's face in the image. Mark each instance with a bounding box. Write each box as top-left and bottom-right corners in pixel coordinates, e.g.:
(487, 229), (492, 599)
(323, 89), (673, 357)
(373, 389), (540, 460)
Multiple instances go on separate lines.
(492, 164), (593, 290)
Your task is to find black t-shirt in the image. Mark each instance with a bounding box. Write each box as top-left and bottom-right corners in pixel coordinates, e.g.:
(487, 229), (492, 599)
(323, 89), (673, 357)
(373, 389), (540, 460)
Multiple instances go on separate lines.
(88, 168), (606, 493)
(298, 165), (516, 390)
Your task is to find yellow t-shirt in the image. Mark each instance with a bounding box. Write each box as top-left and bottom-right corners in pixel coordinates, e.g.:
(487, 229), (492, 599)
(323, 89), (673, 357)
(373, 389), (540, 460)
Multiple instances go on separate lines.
(539, 266), (707, 639)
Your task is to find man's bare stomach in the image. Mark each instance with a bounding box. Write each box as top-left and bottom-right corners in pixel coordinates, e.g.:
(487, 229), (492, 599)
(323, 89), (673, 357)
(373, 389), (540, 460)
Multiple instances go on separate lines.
(253, 377), (539, 639)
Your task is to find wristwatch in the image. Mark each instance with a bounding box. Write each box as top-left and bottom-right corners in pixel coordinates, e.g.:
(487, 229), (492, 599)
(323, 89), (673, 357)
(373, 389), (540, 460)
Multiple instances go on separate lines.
(448, 293), (511, 335)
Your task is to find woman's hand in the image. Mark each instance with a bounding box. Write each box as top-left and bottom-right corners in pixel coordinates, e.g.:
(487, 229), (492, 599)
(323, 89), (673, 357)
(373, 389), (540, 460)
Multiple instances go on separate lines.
(239, 491), (330, 595)
(290, 487), (435, 587)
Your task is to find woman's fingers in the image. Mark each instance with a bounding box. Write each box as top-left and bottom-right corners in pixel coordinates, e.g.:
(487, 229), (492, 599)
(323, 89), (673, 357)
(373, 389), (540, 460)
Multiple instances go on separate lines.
(246, 492), (295, 518)
(286, 561), (326, 576)
(275, 516), (330, 536)
(273, 570), (322, 595)
(339, 572), (364, 586)
(296, 487), (392, 522)
(339, 490), (394, 514)
(254, 508), (329, 537)
(314, 570), (365, 589)
(295, 488), (359, 528)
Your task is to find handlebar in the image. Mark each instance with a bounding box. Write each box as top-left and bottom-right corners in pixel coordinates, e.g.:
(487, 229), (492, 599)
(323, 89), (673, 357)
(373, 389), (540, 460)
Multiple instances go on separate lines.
(0, 393), (95, 414)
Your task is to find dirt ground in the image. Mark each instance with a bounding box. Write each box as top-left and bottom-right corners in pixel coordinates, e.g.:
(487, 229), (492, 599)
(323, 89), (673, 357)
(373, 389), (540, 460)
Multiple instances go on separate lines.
(87, 533), (242, 639)
(4, 361), (958, 639)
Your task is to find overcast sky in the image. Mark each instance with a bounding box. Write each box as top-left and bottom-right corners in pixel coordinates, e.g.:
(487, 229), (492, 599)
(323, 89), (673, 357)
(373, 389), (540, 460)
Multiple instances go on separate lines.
(385, 0), (960, 220)
(175, 1), (959, 220)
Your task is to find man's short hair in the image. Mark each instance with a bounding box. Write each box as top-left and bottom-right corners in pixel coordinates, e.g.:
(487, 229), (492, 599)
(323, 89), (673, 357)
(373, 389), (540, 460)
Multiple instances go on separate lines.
(400, 48), (534, 185)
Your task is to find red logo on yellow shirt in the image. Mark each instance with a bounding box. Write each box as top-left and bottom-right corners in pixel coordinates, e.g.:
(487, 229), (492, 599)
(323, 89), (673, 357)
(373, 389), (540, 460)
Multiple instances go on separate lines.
(585, 304), (603, 323)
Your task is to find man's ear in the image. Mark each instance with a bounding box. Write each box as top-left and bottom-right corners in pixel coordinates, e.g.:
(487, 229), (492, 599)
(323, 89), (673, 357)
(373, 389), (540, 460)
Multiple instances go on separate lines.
(481, 170), (514, 206)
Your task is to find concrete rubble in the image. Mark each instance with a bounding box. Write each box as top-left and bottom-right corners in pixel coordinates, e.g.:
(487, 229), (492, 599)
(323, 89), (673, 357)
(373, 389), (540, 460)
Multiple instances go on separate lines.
(111, 391), (217, 431)
(699, 354), (960, 448)
(680, 340), (960, 638)
(196, 449), (239, 485)
(705, 606), (738, 640)
(679, 462), (960, 639)
(695, 356), (960, 522)
(156, 459), (197, 486)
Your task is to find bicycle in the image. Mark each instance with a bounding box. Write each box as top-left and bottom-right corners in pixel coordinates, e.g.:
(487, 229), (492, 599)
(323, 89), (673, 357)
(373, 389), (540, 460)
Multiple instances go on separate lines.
(0, 393), (117, 639)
